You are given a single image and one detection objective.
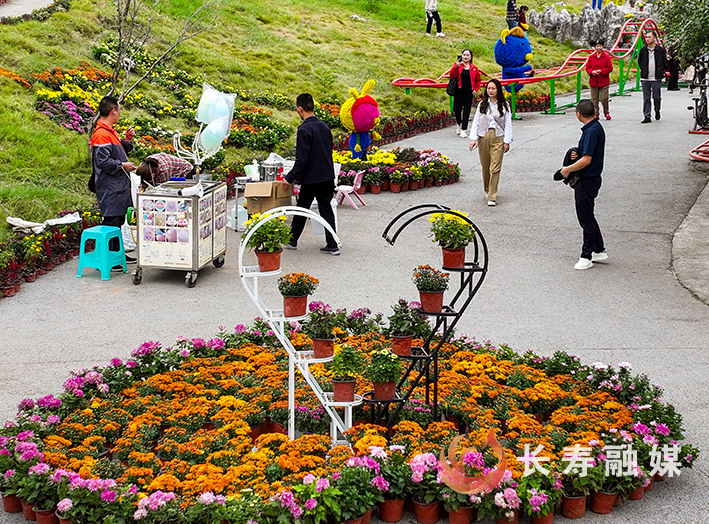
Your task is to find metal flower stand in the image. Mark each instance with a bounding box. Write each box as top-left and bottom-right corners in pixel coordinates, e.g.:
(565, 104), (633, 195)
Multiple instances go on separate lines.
(238, 206), (361, 445)
(365, 204), (489, 427)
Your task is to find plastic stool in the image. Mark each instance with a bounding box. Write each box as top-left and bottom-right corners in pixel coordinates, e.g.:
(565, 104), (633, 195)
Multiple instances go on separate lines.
(77, 226), (126, 280)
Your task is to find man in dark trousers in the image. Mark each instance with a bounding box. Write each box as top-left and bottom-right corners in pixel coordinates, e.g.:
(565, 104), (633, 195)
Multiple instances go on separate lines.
(638, 31), (668, 123)
(91, 95), (137, 268)
(560, 99), (607, 271)
(283, 93), (340, 255)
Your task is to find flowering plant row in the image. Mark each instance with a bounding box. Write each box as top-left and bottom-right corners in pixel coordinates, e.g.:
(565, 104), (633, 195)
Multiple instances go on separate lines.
(333, 147), (461, 191)
(0, 210), (103, 297)
(0, 306), (699, 522)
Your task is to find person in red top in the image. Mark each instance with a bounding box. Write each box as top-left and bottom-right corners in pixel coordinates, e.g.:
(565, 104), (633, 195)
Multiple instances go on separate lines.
(439, 49), (482, 138)
(586, 39), (614, 120)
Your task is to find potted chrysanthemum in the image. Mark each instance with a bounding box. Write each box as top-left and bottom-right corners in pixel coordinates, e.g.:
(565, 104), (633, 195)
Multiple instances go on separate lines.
(429, 210), (476, 268)
(277, 273), (319, 317)
(243, 212), (292, 272)
(331, 344), (365, 402)
(412, 265), (449, 313)
(364, 350), (403, 400)
(302, 301), (339, 358)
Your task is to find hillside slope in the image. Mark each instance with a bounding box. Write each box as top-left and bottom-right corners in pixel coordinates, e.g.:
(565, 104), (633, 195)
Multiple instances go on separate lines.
(0, 0), (583, 235)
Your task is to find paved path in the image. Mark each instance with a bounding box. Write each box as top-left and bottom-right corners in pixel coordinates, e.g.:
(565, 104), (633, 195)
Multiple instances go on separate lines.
(1, 88), (708, 522)
(0, 0), (53, 17)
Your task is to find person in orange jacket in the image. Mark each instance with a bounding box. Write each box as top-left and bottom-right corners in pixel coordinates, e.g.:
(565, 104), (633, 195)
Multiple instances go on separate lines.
(586, 39), (614, 120)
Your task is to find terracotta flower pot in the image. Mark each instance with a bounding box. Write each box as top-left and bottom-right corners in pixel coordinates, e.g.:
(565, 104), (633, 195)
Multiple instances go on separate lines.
(361, 507), (373, 524)
(494, 512), (519, 524)
(434, 180), (442, 187)
(332, 379), (356, 402)
(390, 182), (401, 193)
(561, 495), (586, 519)
(43, 262), (54, 271)
(419, 291), (444, 313)
(356, 185), (367, 195)
(613, 493), (622, 506)
(400, 182), (409, 192)
(449, 506), (476, 524)
(425, 180), (433, 188)
(55, 513), (70, 524)
(345, 517), (363, 524)
(255, 249), (282, 272)
(391, 335), (413, 356)
(20, 499), (36, 521)
(628, 486), (644, 500)
(653, 472), (666, 482)
(35, 508), (59, 524)
(413, 501), (439, 524)
(409, 180), (419, 190)
(38, 268), (47, 275)
(379, 498), (405, 522)
(283, 295), (307, 317)
(381, 180), (390, 191)
(530, 512), (553, 524)
(442, 246), (465, 269)
(24, 273), (38, 283)
(590, 492), (616, 514)
(373, 381), (397, 401)
(1, 286), (16, 298)
(370, 184), (382, 194)
(312, 338), (335, 358)
(2, 493), (22, 513)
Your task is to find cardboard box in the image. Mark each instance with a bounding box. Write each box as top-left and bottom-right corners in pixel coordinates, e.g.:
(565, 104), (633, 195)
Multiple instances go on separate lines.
(244, 181), (293, 215)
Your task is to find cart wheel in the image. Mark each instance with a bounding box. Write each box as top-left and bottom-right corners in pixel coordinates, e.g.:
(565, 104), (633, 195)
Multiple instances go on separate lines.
(213, 255), (225, 268)
(186, 271), (198, 288)
(132, 267), (142, 285)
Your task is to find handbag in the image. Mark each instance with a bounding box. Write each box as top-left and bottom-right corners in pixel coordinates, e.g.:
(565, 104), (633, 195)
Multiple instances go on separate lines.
(446, 77), (458, 97)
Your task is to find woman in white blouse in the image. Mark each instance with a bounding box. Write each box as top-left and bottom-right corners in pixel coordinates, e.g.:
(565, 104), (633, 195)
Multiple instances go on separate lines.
(469, 78), (513, 206)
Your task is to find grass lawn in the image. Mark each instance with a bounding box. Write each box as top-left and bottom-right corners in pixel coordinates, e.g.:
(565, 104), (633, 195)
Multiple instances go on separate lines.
(0, 0), (590, 238)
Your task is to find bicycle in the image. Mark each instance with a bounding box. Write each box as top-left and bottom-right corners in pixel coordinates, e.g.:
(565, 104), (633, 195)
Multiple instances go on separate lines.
(688, 79), (709, 131)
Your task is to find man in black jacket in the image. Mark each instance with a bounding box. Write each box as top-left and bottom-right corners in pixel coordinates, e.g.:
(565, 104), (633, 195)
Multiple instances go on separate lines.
(283, 93), (340, 255)
(638, 31), (668, 123)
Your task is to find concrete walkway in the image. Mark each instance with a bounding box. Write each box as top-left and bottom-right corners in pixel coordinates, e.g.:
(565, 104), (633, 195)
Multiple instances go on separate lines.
(1, 87), (709, 522)
(0, 0), (53, 17)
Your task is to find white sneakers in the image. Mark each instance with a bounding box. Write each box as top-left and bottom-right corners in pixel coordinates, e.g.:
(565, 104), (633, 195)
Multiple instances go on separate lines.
(459, 129), (468, 138)
(574, 258), (593, 270)
(487, 201), (496, 207)
(456, 125), (461, 134)
(575, 251), (608, 270)
(436, 32), (445, 37)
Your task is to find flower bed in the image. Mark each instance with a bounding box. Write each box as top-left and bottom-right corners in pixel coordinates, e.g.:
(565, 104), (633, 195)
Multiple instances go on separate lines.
(508, 91), (551, 112)
(333, 147), (461, 192)
(0, 210), (103, 298)
(0, 310), (699, 521)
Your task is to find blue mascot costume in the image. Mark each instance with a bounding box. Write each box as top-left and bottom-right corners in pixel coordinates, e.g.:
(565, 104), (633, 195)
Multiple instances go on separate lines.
(494, 27), (534, 92)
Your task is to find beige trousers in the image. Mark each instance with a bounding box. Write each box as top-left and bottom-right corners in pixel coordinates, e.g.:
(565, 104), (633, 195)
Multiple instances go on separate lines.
(478, 128), (504, 202)
(590, 84), (609, 116)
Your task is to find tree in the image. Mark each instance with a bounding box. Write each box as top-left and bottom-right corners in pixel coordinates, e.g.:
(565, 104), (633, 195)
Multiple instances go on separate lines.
(656, 0), (709, 59)
(88, 0), (220, 141)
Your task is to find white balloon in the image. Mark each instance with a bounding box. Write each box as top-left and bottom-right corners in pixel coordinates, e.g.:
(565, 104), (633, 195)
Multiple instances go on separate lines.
(196, 86), (219, 124)
(210, 97), (231, 122)
(199, 118), (230, 151)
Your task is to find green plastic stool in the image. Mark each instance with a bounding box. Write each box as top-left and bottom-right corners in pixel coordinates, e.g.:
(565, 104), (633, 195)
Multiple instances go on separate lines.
(77, 225), (126, 280)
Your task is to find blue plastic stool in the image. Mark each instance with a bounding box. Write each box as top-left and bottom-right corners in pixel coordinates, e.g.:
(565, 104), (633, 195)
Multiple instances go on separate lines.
(77, 226), (126, 280)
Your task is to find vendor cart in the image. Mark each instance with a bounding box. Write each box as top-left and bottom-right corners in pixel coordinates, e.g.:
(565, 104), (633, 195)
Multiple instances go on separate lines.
(133, 180), (227, 287)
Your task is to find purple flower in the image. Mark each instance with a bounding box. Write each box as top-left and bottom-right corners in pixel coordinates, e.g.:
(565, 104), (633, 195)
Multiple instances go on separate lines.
(101, 490), (117, 502)
(655, 424), (671, 437)
(315, 478), (330, 492)
(192, 338), (206, 348)
(110, 358), (123, 367)
(303, 474), (316, 484)
(372, 475), (389, 491)
(56, 499), (73, 512)
(304, 499), (317, 510)
(126, 360), (137, 369)
(200, 492), (216, 505)
(37, 395), (61, 409)
(17, 430), (35, 441)
(29, 463), (50, 475)
(18, 398), (35, 411)
(278, 491), (295, 508)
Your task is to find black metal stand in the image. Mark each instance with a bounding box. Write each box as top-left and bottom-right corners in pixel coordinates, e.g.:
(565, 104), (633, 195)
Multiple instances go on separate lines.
(364, 204), (488, 427)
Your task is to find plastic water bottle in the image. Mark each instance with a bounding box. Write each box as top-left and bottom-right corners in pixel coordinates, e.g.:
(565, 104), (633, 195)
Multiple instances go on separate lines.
(237, 205), (248, 230)
(250, 160), (260, 181)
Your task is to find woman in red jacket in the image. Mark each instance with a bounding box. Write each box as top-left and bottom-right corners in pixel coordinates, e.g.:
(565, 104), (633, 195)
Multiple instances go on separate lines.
(439, 49), (482, 138)
(586, 39), (614, 120)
